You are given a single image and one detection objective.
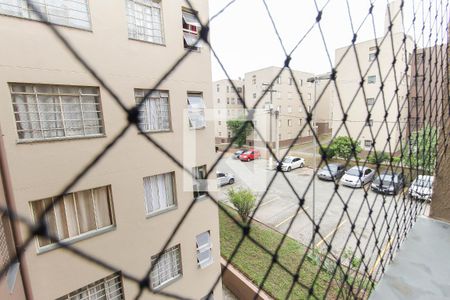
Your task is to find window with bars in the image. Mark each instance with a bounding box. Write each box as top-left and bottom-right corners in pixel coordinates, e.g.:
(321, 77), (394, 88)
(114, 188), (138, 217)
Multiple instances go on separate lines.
(10, 83), (104, 141)
(252, 75), (256, 84)
(193, 165), (207, 199)
(187, 93), (206, 129)
(364, 139), (372, 149)
(182, 9), (201, 50)
(0, 214), (14, 273)
(0, 0), (91, 29)
(135, 89), (171, 132)
(56, 272), (124, 300)
(366, 97), (375, 106)
(30, 186), (115, 249)
(196, 231), (213, 269)
(143, 172), (176, 216)
(150, 245), (182, 289)
(127, 0), (164, 44)
(368, 75), (376, 84)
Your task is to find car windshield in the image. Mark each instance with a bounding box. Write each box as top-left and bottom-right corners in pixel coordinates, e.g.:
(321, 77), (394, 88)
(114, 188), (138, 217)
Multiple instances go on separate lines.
(283, 158), (293, 163)
(346, 168), (363, 176)
(322, 165), (337, 172)
(244, 151), (252, 154)
(235, 150), (243, 154)
(414, 179), (432, 188)
(374, 174), (395, 184)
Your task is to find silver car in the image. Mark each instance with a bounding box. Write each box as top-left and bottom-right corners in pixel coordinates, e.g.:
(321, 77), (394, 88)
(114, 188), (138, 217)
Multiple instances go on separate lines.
(278, 156), (305, 172)
(341, 166), (375, 188)
(217, 171), (235, 186)
(409, 175), (434, 201)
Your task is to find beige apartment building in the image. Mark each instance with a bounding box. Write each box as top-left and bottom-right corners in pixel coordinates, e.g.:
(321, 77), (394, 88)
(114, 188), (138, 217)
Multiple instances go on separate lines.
(332, 1), (412, 154)
(244, 66), (331, 148)
(213, 79), (245, 144)
(0, 0), (222, 299)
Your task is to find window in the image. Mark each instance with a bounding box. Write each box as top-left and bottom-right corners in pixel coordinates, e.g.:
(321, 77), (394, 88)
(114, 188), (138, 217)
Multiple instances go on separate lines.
(193, 165), (207, 199)
(366, 98), (375, 106)
(298, 119), (302, 125)
(196, 231), (213, 268)
(226, 86), (230, 93)
(369, 46), (377, 61)
(10, 83), (104, 141)
(308, 93), (311, 100)
(136, 89), (171, 132)
(227, 98), (230, 104)
(150, 245), (182, 289)
(182, 10), (201, 50)
(30, 186), (114, 249)
(143, 172), (176, 216)
(364, 140), (372, 149)
(187, 93), (206, 129)
(216, 84), (219, 92)
(217, 98), (220, 104)
(127, 0), (164, 44)
(253, 93), (256, 99)
(288, 119), (292, 127)
(56, 272), (124, 300)
(218, 121), (221, 125)
(218, 131), (221, 136)
(277, 77), (282, 84)
(368, 75), (376, 84)
(365, 119), (373, 127)
(289, 78), (293, 85)
(0, 214), (13, 273)
(252, 75), (256, 85)
(0, 0), (91, 29)
(300, 79), (303, 86)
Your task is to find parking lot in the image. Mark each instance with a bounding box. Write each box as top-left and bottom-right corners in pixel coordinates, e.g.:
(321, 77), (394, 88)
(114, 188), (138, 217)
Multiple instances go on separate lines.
(213, 156), (430, 272)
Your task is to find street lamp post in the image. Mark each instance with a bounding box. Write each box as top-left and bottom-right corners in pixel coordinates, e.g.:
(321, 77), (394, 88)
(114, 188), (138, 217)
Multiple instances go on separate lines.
(262, 83), (277, 169)
(306, 74), (330, 246)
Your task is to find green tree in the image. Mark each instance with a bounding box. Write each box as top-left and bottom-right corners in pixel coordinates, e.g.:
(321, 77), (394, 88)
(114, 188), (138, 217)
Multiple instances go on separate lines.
(367, 151), (389, 165)
(228, 188), (256, 223)
(226, 120), (253, 147)
(328, 136), (362, 160)
(403, 125), (437, 173)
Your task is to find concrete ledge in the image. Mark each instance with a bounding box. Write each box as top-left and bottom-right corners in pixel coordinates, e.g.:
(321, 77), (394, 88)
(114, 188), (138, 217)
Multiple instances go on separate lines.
(221, 257), (273, 300)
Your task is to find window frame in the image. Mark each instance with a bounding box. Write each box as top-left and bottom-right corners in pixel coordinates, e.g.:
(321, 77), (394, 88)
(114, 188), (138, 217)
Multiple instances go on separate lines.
(143, 172), (177, 217)
(367, 75), (376, 84)
(187, 92), (206, 130)
(182, 9), (202, 51)
(30, 186), (116, 253)
(135, 89), (172, 133)
(193, 165), (207, 199)
(150, 245), (183, 289)
(196, 231), (213, 269)
(126, 0), (165, 45)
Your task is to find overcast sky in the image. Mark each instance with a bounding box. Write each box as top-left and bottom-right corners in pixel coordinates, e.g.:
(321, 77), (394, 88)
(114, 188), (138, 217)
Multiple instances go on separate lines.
(208, 0), (447, 81)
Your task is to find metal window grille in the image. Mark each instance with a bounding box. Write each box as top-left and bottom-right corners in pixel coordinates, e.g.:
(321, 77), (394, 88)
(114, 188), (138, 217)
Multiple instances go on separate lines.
(196, 231), (213, 269)
(30, 186), (114, 249)
(150, 245), (182, 289)
(143, 172), (176, 215)
(0, 0), (91, 29)
(135, 89), (171, 132)
(127, 0), (164, 44)
(0, 214), (12, 273)
(10, 83), (104, 141)
(56, 272), (124, 300)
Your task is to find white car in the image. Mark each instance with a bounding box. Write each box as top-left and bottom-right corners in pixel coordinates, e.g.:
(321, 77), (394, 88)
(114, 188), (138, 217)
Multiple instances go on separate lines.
(341, 166), (375, 188)
(279, 156), (305, 172)
(217, 171), (235, 186)
(408, 175), (434, 201)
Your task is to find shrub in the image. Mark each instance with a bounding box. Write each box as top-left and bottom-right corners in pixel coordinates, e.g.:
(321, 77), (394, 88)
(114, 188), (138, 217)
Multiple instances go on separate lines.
(328, 136), (362, 160)
(367, 151), (389, 164)
(228, 188), (256, 223)
(319, 146), (336, 160)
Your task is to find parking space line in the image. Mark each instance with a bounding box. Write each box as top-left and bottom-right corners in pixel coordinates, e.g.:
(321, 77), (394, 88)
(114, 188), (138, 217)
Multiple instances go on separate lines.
(369, 237), (393, 275)
(259, 198), (277, 208)
(275, 206), (309, 228)
(315, 220), (347, 248)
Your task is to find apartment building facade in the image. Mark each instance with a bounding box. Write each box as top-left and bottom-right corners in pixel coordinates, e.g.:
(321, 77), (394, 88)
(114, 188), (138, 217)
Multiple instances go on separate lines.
(244, 66), (331, 148)
(213, 79), (245, 144)
(408, 46), (448, 135)
(0, 0), (222, 299)
(332, 1), (412, 154)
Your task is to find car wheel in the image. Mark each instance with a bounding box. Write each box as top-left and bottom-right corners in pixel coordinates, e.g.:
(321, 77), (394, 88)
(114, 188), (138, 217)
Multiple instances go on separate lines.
(300, 163), (304, 168)
(287, 167), (291, 172)
(229, 178), (235, 185)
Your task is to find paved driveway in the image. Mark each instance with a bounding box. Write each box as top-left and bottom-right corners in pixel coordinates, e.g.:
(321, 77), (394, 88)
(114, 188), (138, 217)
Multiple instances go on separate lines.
(213, 157), (429, 272)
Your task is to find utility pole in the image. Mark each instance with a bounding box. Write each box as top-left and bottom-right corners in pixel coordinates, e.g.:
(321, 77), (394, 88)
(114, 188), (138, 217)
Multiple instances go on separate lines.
(262, 83), (277, 169)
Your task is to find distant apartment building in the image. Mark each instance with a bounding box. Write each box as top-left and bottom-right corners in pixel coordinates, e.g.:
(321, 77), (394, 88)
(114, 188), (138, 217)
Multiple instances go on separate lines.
(332, 0), (412, 154)
(244, 66), (331, 148)
(0, 0), (222, 299)
(213, 79), (245, 144)
(408, 46), (448, 134)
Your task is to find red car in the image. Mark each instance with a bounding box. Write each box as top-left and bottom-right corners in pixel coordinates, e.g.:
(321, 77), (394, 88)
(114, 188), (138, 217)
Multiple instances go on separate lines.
(239, 149), (261, 161)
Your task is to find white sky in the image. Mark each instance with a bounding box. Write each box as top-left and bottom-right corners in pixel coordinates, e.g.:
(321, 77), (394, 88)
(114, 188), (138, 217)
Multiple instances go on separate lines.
(208, 0), (448, 81)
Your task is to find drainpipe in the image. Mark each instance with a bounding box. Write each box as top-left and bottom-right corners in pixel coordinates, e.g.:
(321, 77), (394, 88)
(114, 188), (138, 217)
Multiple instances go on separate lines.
(0, 126), (33, 300)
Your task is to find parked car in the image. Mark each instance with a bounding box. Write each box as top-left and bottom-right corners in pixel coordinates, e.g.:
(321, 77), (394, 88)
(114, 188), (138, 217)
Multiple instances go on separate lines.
(239, 149), (261, 161)
(408, 175), (434, 201)
(317, 163), (345, 181)
(341, 166), (375, 188)
(278, 156), (305, 171)
(232, 150), (245, 159)
(371, 172), (405, 195)
(216, 171), (235, 186)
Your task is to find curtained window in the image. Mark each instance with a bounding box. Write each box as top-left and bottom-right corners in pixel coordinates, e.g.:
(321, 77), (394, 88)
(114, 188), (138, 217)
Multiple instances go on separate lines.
(150, 245), (182, 289)
(143, 172), (176, 215)
(135, 89), (171, 132)
(127, 0), (164, 44)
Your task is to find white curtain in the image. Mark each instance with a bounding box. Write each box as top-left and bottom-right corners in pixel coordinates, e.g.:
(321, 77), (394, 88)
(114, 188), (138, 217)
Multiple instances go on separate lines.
(64, 195), (79, 238)
(93, 187), (112, 228)
(75, 190), (96, 233)
(54, 198), (69, 240)
(62, 95), (84, 137)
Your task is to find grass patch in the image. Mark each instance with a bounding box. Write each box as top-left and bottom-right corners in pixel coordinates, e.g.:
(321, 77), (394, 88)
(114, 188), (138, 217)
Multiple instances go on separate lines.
(219, 204), (370, 299)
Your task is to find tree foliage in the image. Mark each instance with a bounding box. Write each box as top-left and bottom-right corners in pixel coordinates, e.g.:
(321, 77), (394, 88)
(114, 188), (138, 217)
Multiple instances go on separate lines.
(228, 188), (256, 223)
(226, 120), (253, 147)
(328, 136), (362, 160)
(367, 151), (389, 165)
(403, 125), (437, 173)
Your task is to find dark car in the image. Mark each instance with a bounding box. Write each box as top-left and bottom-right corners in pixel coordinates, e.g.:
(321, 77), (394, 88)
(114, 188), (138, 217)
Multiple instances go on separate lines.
(318, 164), (345, 181)
(371, 172), (405, 195)
(232, 150), (245, 159)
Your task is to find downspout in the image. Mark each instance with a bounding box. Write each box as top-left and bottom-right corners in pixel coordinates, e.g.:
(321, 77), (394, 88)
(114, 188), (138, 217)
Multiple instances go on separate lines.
(0, 126), (33, 300)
